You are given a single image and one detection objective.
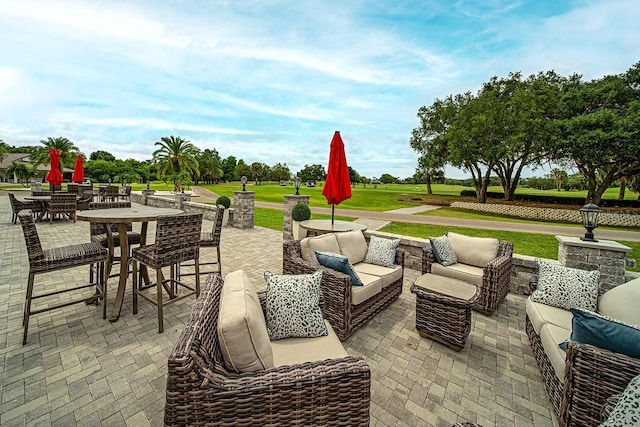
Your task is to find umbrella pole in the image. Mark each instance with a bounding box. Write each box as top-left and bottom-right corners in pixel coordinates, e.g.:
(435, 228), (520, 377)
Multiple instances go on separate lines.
(331, 205), (335, 225)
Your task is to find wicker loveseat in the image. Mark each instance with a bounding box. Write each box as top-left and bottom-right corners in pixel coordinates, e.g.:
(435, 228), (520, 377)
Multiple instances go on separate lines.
(422, 232), (513, 315)
(526, 276), (640, 426)
(283, 231), (404, 341)
(165, 271), (371, 426)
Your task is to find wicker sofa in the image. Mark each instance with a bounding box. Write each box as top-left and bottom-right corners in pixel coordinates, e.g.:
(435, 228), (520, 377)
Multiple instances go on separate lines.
(526, 276), (640, 427)
(165, 271), (371, 426)
(422, 232), (513, 315)
(283, 231), (404, 341)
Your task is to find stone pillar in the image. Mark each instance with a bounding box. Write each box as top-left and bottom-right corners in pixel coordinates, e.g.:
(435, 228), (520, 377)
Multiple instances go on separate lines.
(556, 235), (632, 291)
(283, 195), (310, 241)
(141, 189), (155, 206)
(175, 193), (191, 209)
(233, 191), (254, 229)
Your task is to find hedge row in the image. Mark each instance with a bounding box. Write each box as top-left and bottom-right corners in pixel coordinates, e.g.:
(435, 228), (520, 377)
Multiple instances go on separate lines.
(459, 190), (640, 208)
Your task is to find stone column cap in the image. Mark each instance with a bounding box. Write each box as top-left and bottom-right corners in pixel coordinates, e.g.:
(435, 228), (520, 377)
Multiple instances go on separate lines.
(556, 235), (632, 252)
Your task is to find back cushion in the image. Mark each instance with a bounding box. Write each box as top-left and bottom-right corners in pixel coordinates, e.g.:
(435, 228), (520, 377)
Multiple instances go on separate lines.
(599, 278), (640, 325)
(218, 270), (274, 373)
(336, 230), (368, 264)
(300, 234), (340, 265)
(447, 232), (499, 267)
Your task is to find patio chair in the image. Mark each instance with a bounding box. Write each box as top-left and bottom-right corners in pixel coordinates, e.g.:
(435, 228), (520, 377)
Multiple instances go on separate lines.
(67, 183), (79, 194)
(30, 190), (51, 196)
(132, 212), (202, 333)
(76, 192), (94, 210)
(102, 185), (119, 202)
(47, 193), (77, 223)
(18, 210), (108, 344)
(164, 272), (371, 426)
(88, 201), (140, 283)
(178, 205), (224, 278)
(118, 185), (131, 201)
(8, 193), (43, 224)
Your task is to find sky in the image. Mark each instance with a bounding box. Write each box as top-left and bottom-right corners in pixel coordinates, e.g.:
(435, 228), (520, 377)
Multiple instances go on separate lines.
(0, 1), (639, 180)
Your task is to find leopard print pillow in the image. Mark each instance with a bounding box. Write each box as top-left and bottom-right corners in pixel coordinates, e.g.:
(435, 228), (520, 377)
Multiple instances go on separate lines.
(530, 259), (599, 311)
(264, 270), (328, 340)
(600, 373), (640, 426)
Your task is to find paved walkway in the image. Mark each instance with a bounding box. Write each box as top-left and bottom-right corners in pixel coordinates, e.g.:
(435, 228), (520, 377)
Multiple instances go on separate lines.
(192, 186), (640, 242)
(0, 192), (558, 426)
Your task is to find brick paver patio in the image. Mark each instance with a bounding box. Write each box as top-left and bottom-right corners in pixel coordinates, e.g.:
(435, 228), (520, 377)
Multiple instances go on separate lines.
(0, 193), (557, 426)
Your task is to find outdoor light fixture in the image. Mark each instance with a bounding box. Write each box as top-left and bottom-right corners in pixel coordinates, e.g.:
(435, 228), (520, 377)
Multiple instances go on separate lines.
(295, 176), (301, 195)
(146, 180), (150, 190)
(108, 178), (112, 184)
(579, 198), (601, 242)
(181, 181), (185, 193)
(241, 176), (247, 191)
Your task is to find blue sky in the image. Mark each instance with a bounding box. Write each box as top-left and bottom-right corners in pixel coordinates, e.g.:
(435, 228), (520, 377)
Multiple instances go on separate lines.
(0, 1), (638, 180)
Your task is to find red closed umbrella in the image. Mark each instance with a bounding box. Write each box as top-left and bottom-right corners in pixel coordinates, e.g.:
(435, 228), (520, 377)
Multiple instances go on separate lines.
(46, 149), (64, 189)
(322, 131), (352, 224)
(72, 155), (84, 183)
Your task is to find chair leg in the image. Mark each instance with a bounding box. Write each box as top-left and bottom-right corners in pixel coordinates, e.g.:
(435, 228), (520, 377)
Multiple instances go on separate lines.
(156, 268), (164, 333)
(23, 272), (36, 345)
(216, 246), (222, 274)
(195, 259), (201, 297)
(132, 260), (138, 315)
(101, 261), (107, 320)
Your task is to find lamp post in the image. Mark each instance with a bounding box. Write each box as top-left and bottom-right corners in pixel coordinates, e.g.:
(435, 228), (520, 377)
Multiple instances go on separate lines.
(294, 176), (301, 195)
(579, 198), (601, 242)
(146, 180), (150, 190)
(241, 176), (247, 192)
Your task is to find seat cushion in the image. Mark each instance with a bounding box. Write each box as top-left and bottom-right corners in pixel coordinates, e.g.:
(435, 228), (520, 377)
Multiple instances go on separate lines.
(430, 262), (484, 287)
(218, 270), (274, 373)
(530, 259), (599, 311)
(539, 323), (571, 381)
(447, 232), (499, 268)
(335, 230), (368, 265)
(353, 262), (402, 288)
(299, 234), (340, 265)
(351, 273), (382, 305)
(525, 297), (574, 335)
(271, 320), (348, 367)
(598, 278), (640, 325)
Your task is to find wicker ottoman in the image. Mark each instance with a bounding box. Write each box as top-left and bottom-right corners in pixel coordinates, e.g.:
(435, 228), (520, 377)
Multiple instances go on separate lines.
(410, 274), (479, 351)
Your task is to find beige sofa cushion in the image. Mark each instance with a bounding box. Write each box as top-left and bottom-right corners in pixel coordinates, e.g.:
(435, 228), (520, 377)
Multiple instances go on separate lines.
(351, 273), (382, 305)
(218, 270), (274, 373)
(431, 262), (483, 286)
(526, 297), (574, 335)
(354, 262), (403, 288)
(598, 278), (640, 325)
(540, 323), (571, 381)
(447, 232), (499, 268)
(336, 230), (368, 265)
(300, 234), (340, 265)
(271, 321), (348, 366)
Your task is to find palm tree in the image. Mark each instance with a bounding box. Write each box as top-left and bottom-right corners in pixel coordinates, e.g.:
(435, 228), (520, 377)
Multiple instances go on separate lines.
(152, 136), (200, 192)
(32, 137), (81, 174)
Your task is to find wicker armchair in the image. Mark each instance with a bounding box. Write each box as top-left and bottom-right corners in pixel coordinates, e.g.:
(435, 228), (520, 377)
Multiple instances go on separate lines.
(47, 193), (77, 223)
(526, 278), (640, 427)
(132, 213), (202, 333)
(76, 193), (94, 210)
(18, 210), (108, 344)
(421, 237), (513, 315)
(164, 272), (371, 426)
(118, 185), (131, 201)
(283, 238), (404, 341)
(8, 193), (43, 224)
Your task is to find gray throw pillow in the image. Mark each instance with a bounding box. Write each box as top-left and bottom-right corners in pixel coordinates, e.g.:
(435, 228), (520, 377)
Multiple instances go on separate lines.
(530, 259), (599, 311)
(429, 235), (457, 266)
(264, 270), (328, 340)
(363, 235), (400, 268)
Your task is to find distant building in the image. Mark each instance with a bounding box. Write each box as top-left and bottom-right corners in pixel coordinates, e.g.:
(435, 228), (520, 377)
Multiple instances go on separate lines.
(0, 153), (71, 183)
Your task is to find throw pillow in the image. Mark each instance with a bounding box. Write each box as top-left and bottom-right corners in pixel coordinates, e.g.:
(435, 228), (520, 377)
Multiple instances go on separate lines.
(598, 278), (640, 325)
(530, 259), (599, 311)
(559, 308), (640, 359)
(363, 235), (400, 268)
(599, 373), (640, 426)
(429, 235), (457, 266)
(264, 270), (328, 340)
(315, 251), (363, 285)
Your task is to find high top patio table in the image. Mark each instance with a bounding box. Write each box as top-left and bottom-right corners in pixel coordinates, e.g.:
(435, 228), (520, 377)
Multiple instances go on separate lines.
(77, 206), (182, 322)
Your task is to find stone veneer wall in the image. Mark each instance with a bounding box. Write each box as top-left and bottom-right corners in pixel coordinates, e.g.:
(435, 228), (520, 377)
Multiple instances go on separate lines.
(283, 195), (310, 241)
(451, 201), (640, 227)
(131, 192), (235, 225)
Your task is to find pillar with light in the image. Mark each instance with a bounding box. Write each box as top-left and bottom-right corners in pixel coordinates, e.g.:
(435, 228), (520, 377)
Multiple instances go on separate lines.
(241, 176), (247, 192)
(294, 176), (301, 195)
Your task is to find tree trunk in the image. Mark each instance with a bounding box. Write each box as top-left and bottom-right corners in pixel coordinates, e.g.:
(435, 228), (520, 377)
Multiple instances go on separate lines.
(425, 175), (433, 195)
(619, 176), (627, 200)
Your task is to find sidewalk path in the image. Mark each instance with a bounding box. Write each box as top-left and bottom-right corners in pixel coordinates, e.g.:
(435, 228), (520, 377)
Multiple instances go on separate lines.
(192, 186), (640, 242)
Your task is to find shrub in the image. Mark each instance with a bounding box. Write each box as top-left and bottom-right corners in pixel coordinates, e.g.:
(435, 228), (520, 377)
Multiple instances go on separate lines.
(216, 195), (231, 209)
(291, 203), (311, 221)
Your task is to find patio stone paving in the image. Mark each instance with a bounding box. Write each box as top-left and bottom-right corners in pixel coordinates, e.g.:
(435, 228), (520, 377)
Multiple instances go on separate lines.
(0, 192), (557, 426)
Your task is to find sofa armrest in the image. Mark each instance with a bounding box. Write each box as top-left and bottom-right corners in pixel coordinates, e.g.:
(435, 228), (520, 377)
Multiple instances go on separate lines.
(283, 240), (318, 275)
(483, 255), (512, 280)
(421, 246), (436, 274)
(561, 341), (640, 427)
(395, 248), (405, 268)
(528, 275), (538, 295)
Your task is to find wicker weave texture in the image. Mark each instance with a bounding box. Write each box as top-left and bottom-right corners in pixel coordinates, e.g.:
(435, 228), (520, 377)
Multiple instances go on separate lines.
(47, 193), (77, 223)
(283, 238), (404, 341)
(8, 193), (43, 224)
(410, 282), (478, 351)
(164, 273), (371, 426)
(421, 239), (513, 315)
